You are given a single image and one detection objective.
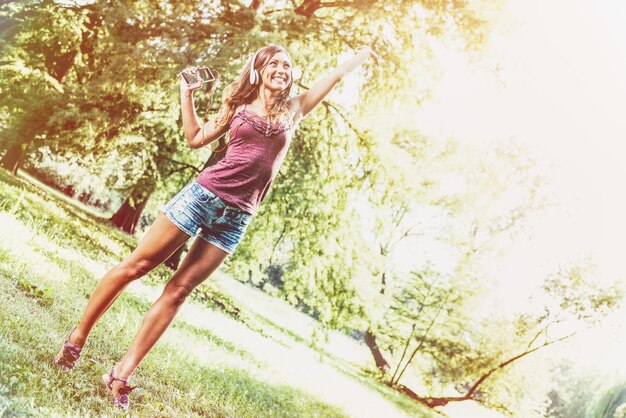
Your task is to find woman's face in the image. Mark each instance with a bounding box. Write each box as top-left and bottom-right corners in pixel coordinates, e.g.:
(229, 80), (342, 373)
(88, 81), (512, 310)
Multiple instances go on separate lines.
(260, 51), (292, 92)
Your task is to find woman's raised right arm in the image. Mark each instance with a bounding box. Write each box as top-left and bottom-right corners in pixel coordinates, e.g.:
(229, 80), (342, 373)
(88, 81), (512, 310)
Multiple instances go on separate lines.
(180, 68), (229, 149)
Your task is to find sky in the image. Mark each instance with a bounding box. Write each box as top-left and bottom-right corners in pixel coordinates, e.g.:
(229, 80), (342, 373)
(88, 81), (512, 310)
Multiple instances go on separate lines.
(405, 0), (625, 285)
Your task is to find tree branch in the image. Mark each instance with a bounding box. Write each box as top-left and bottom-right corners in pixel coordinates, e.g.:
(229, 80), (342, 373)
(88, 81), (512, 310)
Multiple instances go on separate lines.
(390, 323), (416, 384)
(269, 223), (288, 266)
(393, 291), (450, 385)
(294, 0), (369, 17)
(465, 331), (576, 396)
(388, 221), (424, 251)
(161, 156), (203, 176)
(319, 99), (369, 146)
(526, 316), (561, 349)
(390, 284), (437, 383)
(406, 331), (578, 408)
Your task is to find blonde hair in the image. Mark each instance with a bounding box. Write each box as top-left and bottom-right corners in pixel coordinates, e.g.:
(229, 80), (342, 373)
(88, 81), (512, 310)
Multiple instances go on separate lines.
(215, 44), (293, 127)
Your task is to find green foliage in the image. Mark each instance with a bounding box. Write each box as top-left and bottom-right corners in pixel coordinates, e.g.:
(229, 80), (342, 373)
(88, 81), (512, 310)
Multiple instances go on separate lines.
(614, 404), (626, 418)
(542, 262), (622, 323)
(544, 360), (607, 418)
(348, 114), (622, 413)
(588, 383), (626, 418)
(1, 1), (80, 151)
(16, 278), (53, 307)
(381, 268), (479, 382)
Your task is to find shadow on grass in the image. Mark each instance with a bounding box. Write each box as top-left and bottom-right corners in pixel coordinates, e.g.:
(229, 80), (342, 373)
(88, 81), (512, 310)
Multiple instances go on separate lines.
(0, 171), (134, 262)
(171, 321), (256, 362)
(320, 354), (441, 417)
(244, 310), (438, 417)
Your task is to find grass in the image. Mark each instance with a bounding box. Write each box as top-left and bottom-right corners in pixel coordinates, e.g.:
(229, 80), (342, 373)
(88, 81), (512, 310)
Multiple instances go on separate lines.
(0, 169), (438, 417)
(0, 274), (343, 417)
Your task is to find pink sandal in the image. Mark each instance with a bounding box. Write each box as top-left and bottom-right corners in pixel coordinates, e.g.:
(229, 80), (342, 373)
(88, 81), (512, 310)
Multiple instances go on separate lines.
(53, 327), (82, 370)
(102, 367), (138, 409)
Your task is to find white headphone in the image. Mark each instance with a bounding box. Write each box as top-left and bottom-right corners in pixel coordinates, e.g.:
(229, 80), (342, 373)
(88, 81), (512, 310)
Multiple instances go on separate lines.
(249, 49), (262, 85)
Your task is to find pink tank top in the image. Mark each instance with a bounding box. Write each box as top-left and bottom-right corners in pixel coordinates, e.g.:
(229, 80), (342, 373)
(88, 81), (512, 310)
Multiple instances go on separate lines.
(196, 106), (293, 214)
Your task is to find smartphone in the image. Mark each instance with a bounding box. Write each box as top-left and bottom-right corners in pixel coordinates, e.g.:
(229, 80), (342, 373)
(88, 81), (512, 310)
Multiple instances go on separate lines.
(180, 67), (215, 85)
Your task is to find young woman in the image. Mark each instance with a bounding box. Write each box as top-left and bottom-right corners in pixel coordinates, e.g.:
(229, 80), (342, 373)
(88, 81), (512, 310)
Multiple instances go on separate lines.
(54, 44), (378, 409)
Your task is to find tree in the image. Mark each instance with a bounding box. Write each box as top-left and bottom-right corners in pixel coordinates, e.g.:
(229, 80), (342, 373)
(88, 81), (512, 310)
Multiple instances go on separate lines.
(0, 0), (94, 171)
(339, 111), (611, 412)
(3, 0), (496, 230)
(381, 256), (622, 411)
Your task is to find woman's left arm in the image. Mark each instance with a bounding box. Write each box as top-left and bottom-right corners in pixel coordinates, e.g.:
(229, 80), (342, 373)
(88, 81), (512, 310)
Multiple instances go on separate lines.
(290, 46), (379, 120)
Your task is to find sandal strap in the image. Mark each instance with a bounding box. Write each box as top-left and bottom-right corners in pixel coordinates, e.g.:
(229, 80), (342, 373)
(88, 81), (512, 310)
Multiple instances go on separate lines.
(63, 326), (76, 345)
(106, 367), (137, 393)
(118, 384), (138, 395)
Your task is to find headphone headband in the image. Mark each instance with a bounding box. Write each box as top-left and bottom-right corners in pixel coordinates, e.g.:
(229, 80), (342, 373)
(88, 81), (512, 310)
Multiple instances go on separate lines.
(249, 49), (262, 85)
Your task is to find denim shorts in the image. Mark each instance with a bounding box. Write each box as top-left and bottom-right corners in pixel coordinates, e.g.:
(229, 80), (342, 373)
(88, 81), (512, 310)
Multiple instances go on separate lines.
(161, 181), (252, 254)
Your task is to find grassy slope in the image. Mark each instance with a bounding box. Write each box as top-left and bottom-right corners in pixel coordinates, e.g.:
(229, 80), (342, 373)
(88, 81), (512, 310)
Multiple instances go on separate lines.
(0, 170), (437, 418)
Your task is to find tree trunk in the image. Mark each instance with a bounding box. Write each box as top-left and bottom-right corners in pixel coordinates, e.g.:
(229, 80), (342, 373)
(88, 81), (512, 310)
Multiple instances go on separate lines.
(295, 0), (321, 18)
(0, 144), (26, 175)
(110, 188), (153, 234)
(364, 328), (390, 373)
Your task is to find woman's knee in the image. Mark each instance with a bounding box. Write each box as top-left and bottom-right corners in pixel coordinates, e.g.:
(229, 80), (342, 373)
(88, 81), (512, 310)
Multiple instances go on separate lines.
(163, 282), (194, 306)
(117, 258), (155, 282)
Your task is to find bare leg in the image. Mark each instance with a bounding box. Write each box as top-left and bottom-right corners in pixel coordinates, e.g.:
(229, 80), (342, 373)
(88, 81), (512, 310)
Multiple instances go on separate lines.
(108, 239), (228, 397)
(66, 213), (191, 347)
